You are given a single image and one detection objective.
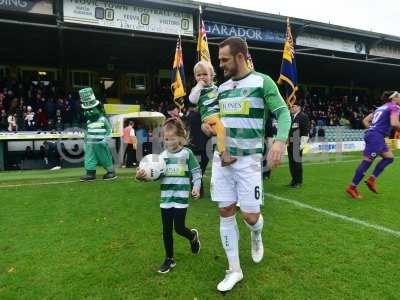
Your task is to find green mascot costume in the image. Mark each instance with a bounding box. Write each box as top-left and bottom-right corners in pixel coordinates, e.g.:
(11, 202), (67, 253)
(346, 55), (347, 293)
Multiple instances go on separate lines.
(79, 87), (117, 181)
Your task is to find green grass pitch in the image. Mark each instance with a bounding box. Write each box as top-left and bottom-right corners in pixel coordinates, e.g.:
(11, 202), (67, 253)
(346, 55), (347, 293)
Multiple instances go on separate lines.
(1, 151), (399, 299)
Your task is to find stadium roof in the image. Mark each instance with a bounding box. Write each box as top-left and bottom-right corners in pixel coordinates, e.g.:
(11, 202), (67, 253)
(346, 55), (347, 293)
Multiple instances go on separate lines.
(1, 0), (400, 88)
(119, 0), (400, 69)
(130, 0), (400, 42)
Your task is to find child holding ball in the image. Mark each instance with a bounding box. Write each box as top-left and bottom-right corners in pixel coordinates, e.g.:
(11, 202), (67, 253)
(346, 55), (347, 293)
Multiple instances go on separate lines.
(136, 118), (202, 274)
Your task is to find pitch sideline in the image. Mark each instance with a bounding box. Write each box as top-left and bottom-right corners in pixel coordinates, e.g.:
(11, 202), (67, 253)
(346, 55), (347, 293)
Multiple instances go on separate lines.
(1, 177), (399, 238)
(267, 193), (400, 238)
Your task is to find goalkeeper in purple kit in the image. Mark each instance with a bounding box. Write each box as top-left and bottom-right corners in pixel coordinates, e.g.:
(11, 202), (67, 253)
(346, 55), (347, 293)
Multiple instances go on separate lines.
(346, 91), (400, 199)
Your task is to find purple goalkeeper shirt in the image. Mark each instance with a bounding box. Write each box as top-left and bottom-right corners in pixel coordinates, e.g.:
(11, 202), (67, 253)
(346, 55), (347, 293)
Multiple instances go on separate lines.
(368, 102), (400, 136)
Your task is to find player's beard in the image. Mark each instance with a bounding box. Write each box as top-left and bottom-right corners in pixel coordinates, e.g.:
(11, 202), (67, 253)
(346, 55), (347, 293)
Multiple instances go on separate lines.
(223, 59), (239, 79)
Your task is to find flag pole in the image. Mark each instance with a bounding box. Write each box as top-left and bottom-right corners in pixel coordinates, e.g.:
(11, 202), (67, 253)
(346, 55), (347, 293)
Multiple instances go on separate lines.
(198, 5), (202, 62)
(179, 32), (182, 116)
(176, 32), (184, 115)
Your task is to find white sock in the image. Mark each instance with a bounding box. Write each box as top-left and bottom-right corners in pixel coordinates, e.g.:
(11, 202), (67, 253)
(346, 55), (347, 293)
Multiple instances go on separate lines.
(220, 215), (241, 272)
(244, 214), (264, 235)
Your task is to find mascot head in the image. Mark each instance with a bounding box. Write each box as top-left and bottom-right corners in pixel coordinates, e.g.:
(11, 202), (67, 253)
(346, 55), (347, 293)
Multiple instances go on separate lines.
(79, 87), (103, 122)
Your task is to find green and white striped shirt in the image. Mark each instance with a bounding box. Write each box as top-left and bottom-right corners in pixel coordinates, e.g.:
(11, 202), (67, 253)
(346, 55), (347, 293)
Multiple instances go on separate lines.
(189, 84), (220, 121)
(218, 71), (287, 156)
(85, 116), (112, 144)
(160, 147), (201, 209)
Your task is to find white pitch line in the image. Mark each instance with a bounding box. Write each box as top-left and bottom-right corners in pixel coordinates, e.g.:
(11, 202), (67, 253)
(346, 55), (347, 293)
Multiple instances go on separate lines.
(267, 158), (359, 169)
(269, 158), (360, 169)
(2, 175), (400, 238)
(267, 193), (400, 238)
(284, 154), (399, 167)
(0, 176), (133, 188)
(0, 160), (375, 188)
(302, 158), (361, 166)
(0, 179), (79, 188)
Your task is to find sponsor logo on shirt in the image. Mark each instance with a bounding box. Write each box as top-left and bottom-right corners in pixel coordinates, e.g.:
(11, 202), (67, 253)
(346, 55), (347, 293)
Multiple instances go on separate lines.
(220, 99), (250, 115)
(165, 165), (186, 176)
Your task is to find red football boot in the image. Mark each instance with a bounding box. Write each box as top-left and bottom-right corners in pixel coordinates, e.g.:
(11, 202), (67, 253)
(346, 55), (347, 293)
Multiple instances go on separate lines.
(346, 185), (363, 199)
(365, 176), (378, 193)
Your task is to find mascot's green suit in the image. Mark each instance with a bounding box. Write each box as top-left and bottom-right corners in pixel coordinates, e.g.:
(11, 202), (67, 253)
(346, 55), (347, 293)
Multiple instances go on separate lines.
(79, 88), (117, 181)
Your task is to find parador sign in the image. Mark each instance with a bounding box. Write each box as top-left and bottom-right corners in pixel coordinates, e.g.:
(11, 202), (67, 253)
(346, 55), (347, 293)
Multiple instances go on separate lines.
(63, 0), (194, 36)
(204, 20), (285, 44)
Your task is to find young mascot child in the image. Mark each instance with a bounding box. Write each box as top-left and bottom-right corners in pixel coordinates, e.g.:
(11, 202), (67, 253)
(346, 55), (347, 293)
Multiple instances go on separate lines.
(136, 118), (202, 273)
(189, 61), (236, 166)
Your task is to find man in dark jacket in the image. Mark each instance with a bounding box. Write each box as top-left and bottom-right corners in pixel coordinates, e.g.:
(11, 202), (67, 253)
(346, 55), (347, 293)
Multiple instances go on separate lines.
(186, 105), (210, 197)
(287, 101), (309, 188)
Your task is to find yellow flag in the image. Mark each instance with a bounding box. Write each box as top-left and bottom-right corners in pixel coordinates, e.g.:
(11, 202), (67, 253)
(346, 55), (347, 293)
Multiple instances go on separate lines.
(197, 18), (211, 62)
(171, 36), (186, 109)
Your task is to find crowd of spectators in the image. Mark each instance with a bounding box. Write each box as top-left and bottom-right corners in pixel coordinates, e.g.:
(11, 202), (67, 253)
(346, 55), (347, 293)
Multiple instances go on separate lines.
(146, 88), (378, 133)
(300, 92), (376, 130)
(0, 78), (383, 135)
(0, 79), (83, 132)
(3, 78), (396, 170)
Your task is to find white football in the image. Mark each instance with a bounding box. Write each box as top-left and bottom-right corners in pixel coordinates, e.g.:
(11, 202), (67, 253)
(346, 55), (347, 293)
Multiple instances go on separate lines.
(139, 154), (166, 181)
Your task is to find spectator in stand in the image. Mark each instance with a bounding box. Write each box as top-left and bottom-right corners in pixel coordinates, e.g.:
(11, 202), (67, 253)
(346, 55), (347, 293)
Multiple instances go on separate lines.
(309, 120), (317, 140)
(56, 97), (65, 113)
(46, 97), (56, 123)
(17, 82), (25, 98)
(9, 97), (18, 112)
(16, 103), (25, 130)
(331, 116), (340, 126)
(355, 112), (364, 129)
(36, 108), (48, 131)
(67, 93), (79, 124)
(24, 105), (36, 131)
(0, 93), (4, 109)
(55, 109), (64, 132)
(63, 99), (73, 128)
(7, 113), (17, 131)
(158, 101), (165, 115)
(0, 79), (86, 132)
(143, 95), (153, 111)
(3, 90), (13, 111)
(24, 90), (34, 109)
(0, 108), (8, 131)
(339, 116), (350, 127)
(301, 92), (376, 129)
(317, 127), (325, 141)
(316, 112), (326, 126)
(33, 93), (41, 110)
(37, 94), (47, 111)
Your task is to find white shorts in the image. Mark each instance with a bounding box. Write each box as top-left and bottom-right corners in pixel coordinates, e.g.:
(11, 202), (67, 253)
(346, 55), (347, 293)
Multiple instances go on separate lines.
(211, 153), (263, 208)
(218, 201), (261, 213)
